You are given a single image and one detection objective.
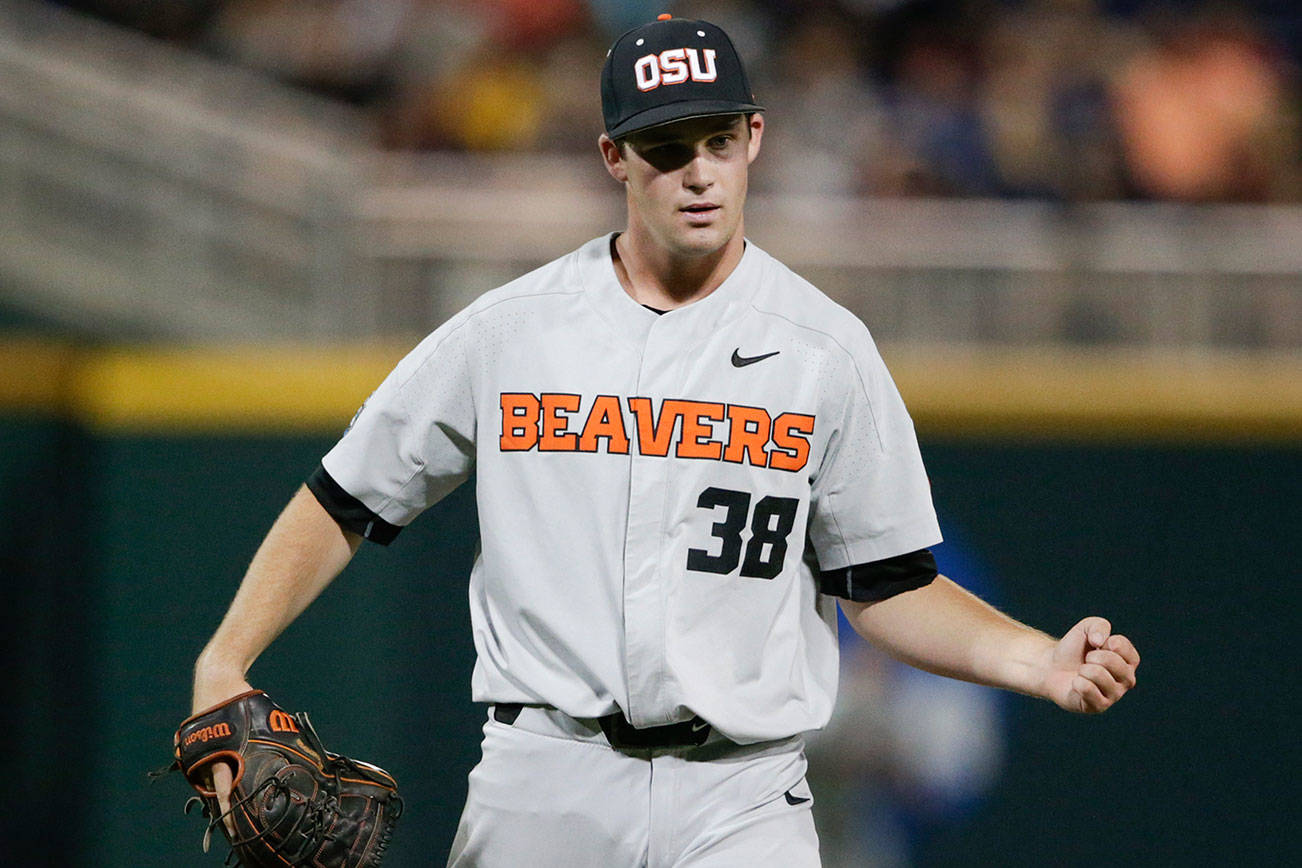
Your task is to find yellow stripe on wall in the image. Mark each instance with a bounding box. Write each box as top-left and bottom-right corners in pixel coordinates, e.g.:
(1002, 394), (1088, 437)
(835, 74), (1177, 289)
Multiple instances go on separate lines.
(1, 341), (407, 433)
(3, 339), (1300, 441)
(889, 345), (1302, 442)
(66, 344), (408, 433)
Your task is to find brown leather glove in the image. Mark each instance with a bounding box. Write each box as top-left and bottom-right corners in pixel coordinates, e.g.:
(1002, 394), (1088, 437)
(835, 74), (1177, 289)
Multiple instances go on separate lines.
(168, 690), (402, 867)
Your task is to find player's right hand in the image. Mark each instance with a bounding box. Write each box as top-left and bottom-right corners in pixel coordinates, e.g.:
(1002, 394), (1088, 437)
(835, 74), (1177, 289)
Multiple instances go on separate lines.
(191, 673), (254, 838)
(1039, 616), (1139, 713)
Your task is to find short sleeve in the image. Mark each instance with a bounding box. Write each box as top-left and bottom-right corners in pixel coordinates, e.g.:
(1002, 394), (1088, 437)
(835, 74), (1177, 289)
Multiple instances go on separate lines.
(316, 316), (477, 536)
(806, 329), (941, 570)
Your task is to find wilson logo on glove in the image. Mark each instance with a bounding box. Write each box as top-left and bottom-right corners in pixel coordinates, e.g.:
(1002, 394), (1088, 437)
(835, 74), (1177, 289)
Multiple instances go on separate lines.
(181, 722), (231, 747)
(268, 709), (300, 733)
(155, 689), (403, 867)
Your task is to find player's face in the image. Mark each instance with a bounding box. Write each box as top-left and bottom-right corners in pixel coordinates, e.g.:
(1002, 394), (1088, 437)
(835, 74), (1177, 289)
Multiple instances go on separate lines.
(602, 114), (764, 259)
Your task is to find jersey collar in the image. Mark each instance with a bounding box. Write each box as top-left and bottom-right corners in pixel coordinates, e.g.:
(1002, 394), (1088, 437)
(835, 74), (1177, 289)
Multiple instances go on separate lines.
(578, 233), (762, 348)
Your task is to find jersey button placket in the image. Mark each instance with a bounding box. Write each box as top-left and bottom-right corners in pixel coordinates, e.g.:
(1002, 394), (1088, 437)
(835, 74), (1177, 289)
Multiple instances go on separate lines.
(621, 315), (684, 728)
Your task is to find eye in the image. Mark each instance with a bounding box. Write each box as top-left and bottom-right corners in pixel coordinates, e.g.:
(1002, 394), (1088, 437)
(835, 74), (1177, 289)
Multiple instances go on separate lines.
(708, 134), (734, 150)
(637, 141), (695, 170)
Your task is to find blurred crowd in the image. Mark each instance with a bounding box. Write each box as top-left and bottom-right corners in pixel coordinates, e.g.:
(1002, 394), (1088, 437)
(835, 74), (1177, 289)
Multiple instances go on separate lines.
(51, 0), (1302, 201)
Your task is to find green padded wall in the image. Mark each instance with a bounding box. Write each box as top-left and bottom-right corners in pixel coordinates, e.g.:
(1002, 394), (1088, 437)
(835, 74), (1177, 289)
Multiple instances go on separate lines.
(3, 416), (1297, 865)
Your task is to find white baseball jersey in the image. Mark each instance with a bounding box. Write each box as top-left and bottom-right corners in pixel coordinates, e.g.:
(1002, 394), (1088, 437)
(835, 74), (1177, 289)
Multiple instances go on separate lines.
(314, 234), (941, 744)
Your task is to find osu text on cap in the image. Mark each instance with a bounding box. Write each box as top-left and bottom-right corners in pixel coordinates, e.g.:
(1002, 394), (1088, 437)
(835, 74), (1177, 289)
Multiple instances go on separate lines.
(634, 48), (718, 92)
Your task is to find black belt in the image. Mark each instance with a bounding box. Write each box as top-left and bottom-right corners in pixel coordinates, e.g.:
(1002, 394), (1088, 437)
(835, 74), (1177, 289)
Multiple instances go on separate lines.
(493, 703), (712, 749)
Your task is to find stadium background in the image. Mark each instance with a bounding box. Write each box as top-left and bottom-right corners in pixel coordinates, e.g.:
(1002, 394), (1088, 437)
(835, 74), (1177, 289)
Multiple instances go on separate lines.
(1, 0), (1298, 865)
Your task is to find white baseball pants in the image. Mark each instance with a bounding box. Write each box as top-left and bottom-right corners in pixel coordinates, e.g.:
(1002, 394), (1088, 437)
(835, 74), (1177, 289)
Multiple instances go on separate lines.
(447, 707), (821, 867)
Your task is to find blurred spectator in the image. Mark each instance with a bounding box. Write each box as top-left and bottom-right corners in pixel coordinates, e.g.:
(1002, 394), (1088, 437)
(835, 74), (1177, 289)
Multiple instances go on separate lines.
(754, 11), (892, 195)
(421, 50), (551, 150)
(204, 0), (412, 104)
(51, 0), (1302, 199)
(532, 31), (612, 152)
(1114, 4), (1300, 201)
(880, 11), (1003, 196)
(977, 0), (1139, 200)
(484, 0), (586, 50)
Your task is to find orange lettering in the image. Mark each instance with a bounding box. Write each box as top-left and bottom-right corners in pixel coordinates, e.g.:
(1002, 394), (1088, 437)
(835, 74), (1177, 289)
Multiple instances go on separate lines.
(675, 401), (725, 459)
(268, 710), (300, 734)
(500, 393), (540, 451)
(540, 393), (581, 451)
(628, 397), (681, 457)
(769, 413), (815, 472)
(183, 722), (233, 747)
(578, 395), (630, 453)
(722, 405), (772, 466)
(507, 391), (813, 471)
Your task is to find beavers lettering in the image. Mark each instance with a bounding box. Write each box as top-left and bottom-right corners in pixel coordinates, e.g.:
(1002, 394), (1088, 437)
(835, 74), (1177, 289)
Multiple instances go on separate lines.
(500, 393), (814, 473)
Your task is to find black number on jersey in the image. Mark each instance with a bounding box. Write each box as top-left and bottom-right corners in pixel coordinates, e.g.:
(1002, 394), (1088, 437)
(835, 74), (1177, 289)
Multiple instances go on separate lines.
(741, 495), (800, 579)
(686, 487), (799, 579)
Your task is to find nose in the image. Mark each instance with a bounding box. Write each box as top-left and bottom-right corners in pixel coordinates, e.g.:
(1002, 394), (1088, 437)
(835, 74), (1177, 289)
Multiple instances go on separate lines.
(681, 148), (714, 193)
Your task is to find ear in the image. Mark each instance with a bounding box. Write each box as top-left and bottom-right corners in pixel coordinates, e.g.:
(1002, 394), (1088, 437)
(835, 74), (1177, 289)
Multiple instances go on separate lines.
(746, 114), (764, 164)
(599, 134), (628, 183)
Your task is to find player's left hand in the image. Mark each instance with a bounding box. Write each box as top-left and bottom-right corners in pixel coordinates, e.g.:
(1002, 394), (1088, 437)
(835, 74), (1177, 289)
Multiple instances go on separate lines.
(1039, 617), (1139, 713)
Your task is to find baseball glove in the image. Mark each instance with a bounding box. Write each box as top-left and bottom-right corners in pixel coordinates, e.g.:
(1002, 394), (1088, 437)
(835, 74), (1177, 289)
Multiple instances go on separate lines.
(165, 690), (402, 867)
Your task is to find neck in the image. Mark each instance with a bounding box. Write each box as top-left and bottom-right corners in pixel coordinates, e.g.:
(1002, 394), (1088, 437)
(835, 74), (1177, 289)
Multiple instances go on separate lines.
(612, 224), (746, 310)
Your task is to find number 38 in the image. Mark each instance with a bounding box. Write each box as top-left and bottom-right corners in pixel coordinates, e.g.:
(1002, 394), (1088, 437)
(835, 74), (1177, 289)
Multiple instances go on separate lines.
(686, 487), (799, 580)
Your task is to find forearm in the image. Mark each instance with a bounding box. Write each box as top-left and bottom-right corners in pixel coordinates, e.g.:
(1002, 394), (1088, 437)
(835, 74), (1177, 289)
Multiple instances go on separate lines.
(193, 485), (360, 709)
(840, 575), (1056, 697)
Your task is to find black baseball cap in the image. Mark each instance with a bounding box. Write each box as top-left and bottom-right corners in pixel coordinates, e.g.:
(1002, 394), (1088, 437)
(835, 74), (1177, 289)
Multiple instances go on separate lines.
(601, 14), (764, 140)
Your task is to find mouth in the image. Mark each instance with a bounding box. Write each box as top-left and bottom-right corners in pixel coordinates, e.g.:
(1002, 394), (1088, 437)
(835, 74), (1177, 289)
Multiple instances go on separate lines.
(679, 202), (721, 222)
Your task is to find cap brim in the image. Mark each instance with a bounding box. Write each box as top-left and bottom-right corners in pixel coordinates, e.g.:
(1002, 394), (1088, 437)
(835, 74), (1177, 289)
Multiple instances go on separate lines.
(607, 100), (765, 140)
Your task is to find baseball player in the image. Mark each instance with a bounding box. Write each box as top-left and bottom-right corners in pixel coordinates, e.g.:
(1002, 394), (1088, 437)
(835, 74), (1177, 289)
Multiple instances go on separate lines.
(190, 15), (1139, 867)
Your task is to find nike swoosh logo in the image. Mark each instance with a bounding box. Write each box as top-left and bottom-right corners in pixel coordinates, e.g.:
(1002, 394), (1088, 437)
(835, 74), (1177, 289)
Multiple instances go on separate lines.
(784, 790), (811, 806)
(731, 348), (780, 367)
(690, 719), (710, 732)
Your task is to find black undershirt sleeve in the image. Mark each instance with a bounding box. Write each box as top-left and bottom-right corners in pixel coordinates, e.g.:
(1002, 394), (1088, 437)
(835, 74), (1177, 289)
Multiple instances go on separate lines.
(305, 464), (403, 545)
(818, 548), (938, 603)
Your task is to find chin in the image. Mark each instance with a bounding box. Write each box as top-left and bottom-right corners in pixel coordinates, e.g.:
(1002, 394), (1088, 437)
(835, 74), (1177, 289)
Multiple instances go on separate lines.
(668, 224), (735, 258)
